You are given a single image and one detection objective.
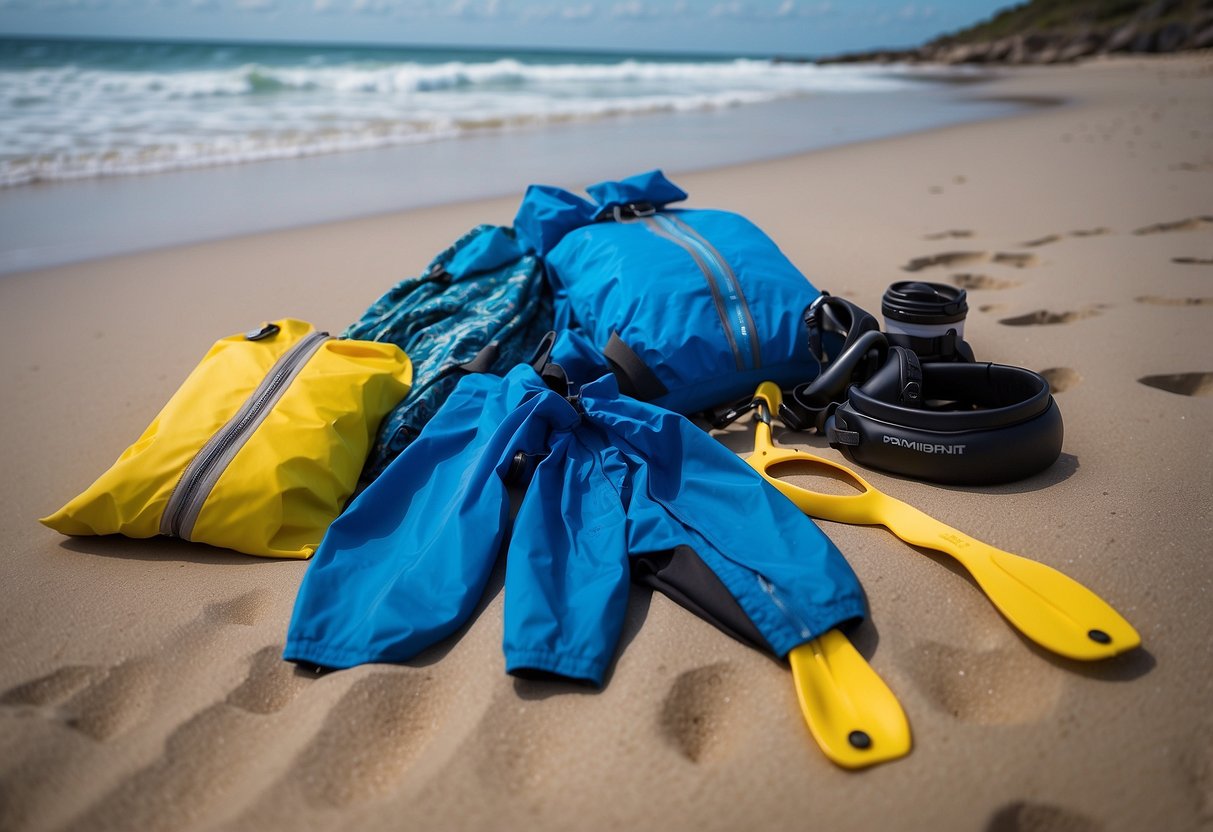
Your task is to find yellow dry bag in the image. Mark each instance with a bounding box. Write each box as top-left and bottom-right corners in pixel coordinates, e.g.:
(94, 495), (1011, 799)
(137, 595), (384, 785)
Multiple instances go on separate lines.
(41, 319), (412, 558)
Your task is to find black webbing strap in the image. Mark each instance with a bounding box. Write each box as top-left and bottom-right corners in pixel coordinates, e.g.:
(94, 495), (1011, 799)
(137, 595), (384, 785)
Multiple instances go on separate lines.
(527, 331), (557, 372)
(897, 347), (924, 405)
(885, 329), (975, 363)
(827, 422), (861, 446)
(602, 332), (668, 401)
(522, 331), (573, 396)
(456, 341), (501, 375)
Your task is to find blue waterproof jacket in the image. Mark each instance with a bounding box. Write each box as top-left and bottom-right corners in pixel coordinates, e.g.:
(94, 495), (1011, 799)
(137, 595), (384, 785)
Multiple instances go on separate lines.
(285, 365), (865, 685)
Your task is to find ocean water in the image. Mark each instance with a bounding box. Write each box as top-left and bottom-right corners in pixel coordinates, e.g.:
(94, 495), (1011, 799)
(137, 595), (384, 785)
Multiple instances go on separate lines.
(0, 37), (925, 188)
(0, 37), (1019, 273)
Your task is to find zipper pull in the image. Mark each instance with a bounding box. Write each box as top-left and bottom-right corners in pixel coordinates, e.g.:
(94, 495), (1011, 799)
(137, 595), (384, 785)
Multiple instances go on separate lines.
(245, 322), (280, 341)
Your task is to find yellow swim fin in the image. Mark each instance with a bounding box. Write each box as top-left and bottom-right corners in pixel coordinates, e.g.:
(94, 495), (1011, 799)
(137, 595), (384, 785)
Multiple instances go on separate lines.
(789, 630), (911, 769)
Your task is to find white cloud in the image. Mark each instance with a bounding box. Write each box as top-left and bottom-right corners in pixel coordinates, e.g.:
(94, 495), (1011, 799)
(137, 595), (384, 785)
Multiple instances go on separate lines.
(898, 3), (935, 21)
(446, 0), (500, 17)
(608, 0), (648, 19)
(517, 2), (594, 21)
(352, 0), (393, 13)
(561, 2), (593, 19)
(872, 3), (936, 25)
(235, 0), (276, 11)
(524, 2), (555, 19)
(781, 0), (831, 17)
(708, 1), (746, 19)
(11, 0), (108, 8)
(312, 0), (333, 11)
(606, 0), (645, 17)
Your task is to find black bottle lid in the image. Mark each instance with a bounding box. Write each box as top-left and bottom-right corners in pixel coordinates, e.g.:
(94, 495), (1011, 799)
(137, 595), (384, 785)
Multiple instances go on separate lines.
(882, 281), (968, 326)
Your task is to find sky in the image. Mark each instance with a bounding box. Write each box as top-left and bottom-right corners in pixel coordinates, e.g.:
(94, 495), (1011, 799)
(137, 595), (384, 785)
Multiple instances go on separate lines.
(0, 0), (1013, 57)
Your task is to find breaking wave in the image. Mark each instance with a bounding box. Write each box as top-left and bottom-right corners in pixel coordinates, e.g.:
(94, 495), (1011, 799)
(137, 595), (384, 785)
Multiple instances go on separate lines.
(1, 51), (917, 187)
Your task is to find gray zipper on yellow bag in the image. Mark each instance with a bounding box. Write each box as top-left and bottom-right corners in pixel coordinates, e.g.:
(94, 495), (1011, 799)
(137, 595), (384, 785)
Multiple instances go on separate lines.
(159, 329), (332, 541)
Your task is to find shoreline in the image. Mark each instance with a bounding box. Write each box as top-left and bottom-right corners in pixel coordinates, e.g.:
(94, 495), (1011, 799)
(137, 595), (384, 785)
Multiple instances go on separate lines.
(1, 70), (1026, 276)
(1, 52), (1211, 832)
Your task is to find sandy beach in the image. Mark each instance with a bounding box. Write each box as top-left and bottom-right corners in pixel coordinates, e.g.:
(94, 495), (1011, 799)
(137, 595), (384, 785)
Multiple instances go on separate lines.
(1, 53), (1211, 832)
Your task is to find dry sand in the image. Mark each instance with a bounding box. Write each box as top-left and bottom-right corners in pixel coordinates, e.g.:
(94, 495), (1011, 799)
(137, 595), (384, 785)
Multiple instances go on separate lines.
(1, 54), (1211, 832)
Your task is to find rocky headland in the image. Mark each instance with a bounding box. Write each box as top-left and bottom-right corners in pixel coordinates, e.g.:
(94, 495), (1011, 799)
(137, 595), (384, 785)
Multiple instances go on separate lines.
(812, 0), (1213, 65)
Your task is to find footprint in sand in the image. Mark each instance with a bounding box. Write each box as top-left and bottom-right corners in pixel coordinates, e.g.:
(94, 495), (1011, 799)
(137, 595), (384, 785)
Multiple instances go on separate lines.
(900, 640), (1063, 726)
(999, 308), (1102, 326)
(1133, 216), (1213, 235)
(462, 687), (587, 797)
(952, 273), (1021, 291)
(923, 229), (974, 240)
(204, 587), (272, 627)
(225, 645), (310, 715)
(1172, 256), (1213, 265)
(1021, 228), (1112, 247)
(1135, 295), (1213, 306)
(658, 662), (744, 764)
(979, 303), (1010, 314)
(1041, 368), (1081, 393)
(57, 659), (160, 741)
(0, 588), (274, 741)
(69, 702), (281, 832)
(67, 644), (319, 832)
(1137, 372), (1213, 397)
(992, 252), (1039, 269)
(1170, 160), (1213, 173)
(904, 251), (988, 272)
(1178, 721), (1213, 823)
(986, 801), (1102, 832)
(0, 665), (104, 708)
(2, 587), (296, 830)
(2, 659), (159, 741)
(288, 670), (444, 808)
(904, 251), (1039, 272)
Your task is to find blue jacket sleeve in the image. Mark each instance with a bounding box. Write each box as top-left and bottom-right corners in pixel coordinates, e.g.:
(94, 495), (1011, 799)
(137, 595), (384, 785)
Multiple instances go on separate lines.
(582, 377), (867, 658)
(284, 372), (539, 669)
(502, 429), (631, 687)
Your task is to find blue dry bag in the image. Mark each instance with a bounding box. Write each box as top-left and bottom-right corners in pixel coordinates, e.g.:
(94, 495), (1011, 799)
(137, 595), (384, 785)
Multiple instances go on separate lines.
(514, 170), (824, 414)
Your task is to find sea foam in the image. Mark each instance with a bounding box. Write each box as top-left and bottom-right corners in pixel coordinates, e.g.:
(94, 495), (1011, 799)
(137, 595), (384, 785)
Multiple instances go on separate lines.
(0, 53), (915, 187)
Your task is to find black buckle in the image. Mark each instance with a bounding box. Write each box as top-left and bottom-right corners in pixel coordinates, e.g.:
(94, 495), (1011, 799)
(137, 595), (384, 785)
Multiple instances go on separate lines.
(706, 395), (760, 429)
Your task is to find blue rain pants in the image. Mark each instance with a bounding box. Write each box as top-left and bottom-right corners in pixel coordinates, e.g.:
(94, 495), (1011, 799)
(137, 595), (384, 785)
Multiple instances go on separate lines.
(285, 365), (865, 686)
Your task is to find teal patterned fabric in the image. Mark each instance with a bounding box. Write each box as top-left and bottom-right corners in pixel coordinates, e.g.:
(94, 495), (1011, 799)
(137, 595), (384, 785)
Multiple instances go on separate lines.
(344, 224), (553, 481)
